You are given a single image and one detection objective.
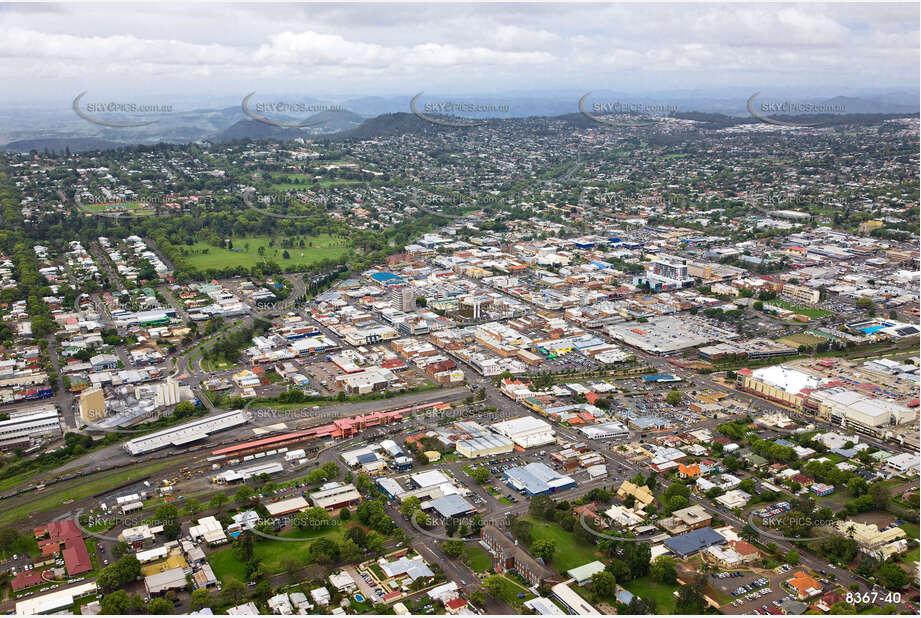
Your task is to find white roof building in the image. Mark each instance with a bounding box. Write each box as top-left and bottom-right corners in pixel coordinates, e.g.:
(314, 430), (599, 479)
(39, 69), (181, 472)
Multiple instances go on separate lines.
(490, 415), (556, 448)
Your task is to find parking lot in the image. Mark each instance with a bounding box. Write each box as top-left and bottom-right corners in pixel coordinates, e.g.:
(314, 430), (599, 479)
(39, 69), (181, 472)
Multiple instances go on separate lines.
(710, 565), (803, 615)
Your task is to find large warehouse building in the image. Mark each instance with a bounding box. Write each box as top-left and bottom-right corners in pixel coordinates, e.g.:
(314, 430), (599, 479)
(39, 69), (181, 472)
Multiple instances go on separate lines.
(504, 462), (575, 496)
(807, 387), (916, 438)
(490, 416), (556, 448)
(736, 365), (823, 409)
(124, 410), (250, 455)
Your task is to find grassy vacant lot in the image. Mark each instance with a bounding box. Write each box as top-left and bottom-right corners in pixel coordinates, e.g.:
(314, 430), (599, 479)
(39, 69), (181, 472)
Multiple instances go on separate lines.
(183, 234), (350, 270)
(768, 299), (833, 319)
(465, 545), (493, 572)
(779, 332), (828, 348)
(0, 460), (174, 527)
(523, 518), (602, 572)
(209, 523), (349, 581)
(624, 576), (678, 613)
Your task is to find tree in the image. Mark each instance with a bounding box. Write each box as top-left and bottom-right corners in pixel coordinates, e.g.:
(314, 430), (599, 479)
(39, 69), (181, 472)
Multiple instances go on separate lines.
(675, 573), (707, 613)
(220, 580), (246, 605)
(470, 467), (490, 483)
(148, 598), (173, 614)
(340, 538), (364, 563)
(483, 575), (505, 599)
(190, 589), (212, 611)
(741, 523), (759, 543)
(785, 549), (800, 565)
(235, 485), (255, 504)
(445, 517), (459, 537)
(100, 590), (131, 615)
(828, 601), (857, 614)
(665, 390), (682, 406)
(650, 555), (677, 584)
(591, 571), (618, 599)
(529, 494), (556, 520)
(868, 482), (891, 510)
(184, 498), (201, 515)
(400, 496), (421, 518)
(441, 540), (466, 558)
(155, 504), (181, 539)
(532, 539), (556, 562)
(877, 561), (908, 590)
(209, 493), (230, 510)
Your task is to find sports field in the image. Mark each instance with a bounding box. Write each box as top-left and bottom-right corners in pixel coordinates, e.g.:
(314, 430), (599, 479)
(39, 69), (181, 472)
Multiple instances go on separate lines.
(183, 234), (350, 270)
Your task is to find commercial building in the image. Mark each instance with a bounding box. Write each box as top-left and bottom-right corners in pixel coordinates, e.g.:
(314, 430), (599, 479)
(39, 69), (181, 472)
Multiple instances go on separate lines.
(736, 365), (823, 409)
(807, 388), (916, 437)
(607, 315), (731, 356)
(578, 421), (629, 440)
(456, 433), (515, 458)
(504, 462), (575, 496)
(390, 287), (416, 312)
(15, 582), (97, 616)
(266, 496), (310, 517)
(427, 494), (476, 519)
(123, 409), (250, 455)
(490, 415), (556, 448)
(0, 405), (61, 450)
(659, 505), (712, 535)
(663, 526), (726, 559)
(145, 567), (188, 596)
(309, 483), (362, 511)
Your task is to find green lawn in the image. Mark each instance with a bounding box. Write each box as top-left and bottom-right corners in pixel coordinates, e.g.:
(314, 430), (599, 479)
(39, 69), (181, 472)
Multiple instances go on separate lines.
(766, 299), (832, 319)
(902, 546), (919, 564)
(899, 522), (919, 539)
(465, 545), (493, 572)
(778, 332), (828, 348)
(522, 518), (602, 572)
(483, 575), (535, 610)
(209, 523), (349, 581)
(183, 234), (350, 270)
(624, 576), (678, 613)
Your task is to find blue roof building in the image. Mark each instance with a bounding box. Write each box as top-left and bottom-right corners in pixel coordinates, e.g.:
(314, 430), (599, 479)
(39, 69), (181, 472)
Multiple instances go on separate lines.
(663, 527), (726, 558)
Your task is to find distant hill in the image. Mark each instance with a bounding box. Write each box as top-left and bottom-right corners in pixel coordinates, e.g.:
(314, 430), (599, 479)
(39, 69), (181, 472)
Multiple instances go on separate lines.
(211, 109), (364, 142)
(1, 137), (126, 153)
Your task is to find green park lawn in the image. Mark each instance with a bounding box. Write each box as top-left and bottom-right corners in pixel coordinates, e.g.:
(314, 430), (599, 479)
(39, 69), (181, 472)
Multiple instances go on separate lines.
(898, 522), (919, 539)
(523, 518), (602, 572)
(767, 299), (833, 318)
(183, 234), (350, 270)
(209, 523), (349, 582)
(465, 545), (493, 572)
(485, 575), (535, 610)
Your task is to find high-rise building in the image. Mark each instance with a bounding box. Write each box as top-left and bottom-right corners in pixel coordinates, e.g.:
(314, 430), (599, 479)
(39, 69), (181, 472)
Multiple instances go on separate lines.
(390, 287), (415, 312)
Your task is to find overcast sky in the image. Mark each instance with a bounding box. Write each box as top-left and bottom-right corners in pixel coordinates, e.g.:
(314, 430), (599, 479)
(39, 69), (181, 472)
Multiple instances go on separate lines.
(0, 2), (917, 106)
